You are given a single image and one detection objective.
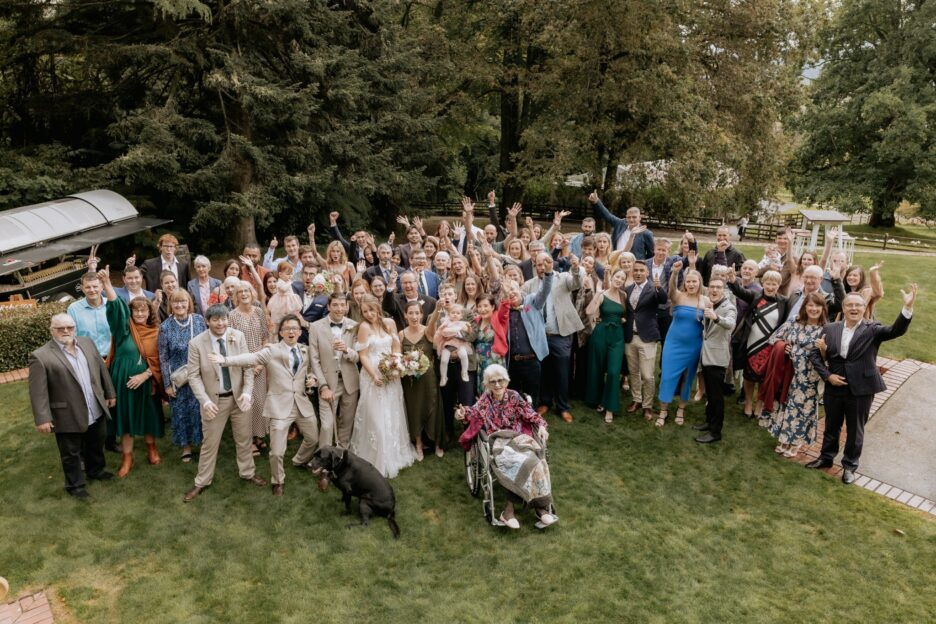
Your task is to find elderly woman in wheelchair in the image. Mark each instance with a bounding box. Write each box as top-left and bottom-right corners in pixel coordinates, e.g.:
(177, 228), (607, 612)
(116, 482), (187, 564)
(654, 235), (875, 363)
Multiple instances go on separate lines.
(456, 364), (557, 530)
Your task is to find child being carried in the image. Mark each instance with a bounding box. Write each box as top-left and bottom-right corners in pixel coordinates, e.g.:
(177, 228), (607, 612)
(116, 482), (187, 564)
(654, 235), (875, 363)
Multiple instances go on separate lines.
(433, 303), (472, 387)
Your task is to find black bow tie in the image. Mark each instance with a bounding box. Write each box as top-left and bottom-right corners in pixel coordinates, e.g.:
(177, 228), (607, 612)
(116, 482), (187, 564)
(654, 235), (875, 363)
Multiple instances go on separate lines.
(330, 322), (343, 328)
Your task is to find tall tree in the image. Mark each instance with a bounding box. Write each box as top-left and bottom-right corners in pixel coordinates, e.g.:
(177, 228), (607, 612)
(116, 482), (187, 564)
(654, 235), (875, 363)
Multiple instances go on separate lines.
(790, 0), (936, 227)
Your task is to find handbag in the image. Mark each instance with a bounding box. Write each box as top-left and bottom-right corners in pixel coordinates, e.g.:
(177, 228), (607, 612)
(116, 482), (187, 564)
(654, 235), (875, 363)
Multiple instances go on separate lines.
(170, 317), (196, 389)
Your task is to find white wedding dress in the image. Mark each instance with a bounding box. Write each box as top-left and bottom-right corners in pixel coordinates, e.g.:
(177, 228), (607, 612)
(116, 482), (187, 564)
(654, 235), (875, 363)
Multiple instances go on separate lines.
(349, 334), (416, 478)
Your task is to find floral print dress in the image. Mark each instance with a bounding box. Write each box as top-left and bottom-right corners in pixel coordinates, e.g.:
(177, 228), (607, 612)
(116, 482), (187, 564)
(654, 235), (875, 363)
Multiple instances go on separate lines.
(768, 322), (823, 447)
(474, 321), (504, 397)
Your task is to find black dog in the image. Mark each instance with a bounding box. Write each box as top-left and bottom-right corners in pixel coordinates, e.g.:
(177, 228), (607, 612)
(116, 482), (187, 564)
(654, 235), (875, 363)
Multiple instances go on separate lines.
(309, 446), (400, 538)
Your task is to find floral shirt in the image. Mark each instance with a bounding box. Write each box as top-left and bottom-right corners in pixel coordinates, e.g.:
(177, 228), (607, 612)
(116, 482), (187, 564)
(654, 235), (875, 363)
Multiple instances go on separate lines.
(458, 389), (546, 451)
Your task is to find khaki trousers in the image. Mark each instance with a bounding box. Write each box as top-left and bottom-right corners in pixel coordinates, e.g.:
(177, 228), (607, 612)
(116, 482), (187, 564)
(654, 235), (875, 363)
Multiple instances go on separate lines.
(194, 396), (256, 488)
(269, 404), (320, 485)
(626, 335), (658, 408)
(317, 376), (359, 448)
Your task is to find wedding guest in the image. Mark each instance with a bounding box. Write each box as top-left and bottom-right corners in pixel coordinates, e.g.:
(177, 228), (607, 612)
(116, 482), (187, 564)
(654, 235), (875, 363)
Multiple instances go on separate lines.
(693, 277), (736, 443)
(99, 268), (164, 478)
(588, 191), (655, 260)
(115, 265), (155, 303)
(807, 287), (916, 484)
(585, 269), (630, 421)
(211, 315), (318, 496)
(155, 270), (180, 322)
(68, 272), (111, 359)
(473, 293), (505, 396)
(139, 233), (191, 293)
(183, 304), (267, 502)
(186, 256), (221, 317)
(229, 280), (271, 456)
(158, 290), (207, 462)
(620, 264), (667, 422)
(28, 314), (116, 498)
(400, 301), (444, 460)
(766, 293), (827, 457)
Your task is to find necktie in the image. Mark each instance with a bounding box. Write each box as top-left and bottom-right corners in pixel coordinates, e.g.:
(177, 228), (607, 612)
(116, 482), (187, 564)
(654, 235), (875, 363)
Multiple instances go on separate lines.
(383, 268), (390, 283)
(630, 284), (641, 308)
(291, 346), (300, 375)
(417, 272), (426, 296)
(217, 338), (232, 392)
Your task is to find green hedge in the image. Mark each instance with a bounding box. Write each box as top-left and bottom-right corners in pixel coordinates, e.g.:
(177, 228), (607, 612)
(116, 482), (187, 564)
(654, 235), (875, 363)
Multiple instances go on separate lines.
(0, 302), (69, 372)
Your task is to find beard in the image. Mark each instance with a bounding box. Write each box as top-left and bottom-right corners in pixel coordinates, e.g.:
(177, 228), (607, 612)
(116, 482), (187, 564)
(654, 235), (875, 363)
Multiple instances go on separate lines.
(52, 335), (75, 348)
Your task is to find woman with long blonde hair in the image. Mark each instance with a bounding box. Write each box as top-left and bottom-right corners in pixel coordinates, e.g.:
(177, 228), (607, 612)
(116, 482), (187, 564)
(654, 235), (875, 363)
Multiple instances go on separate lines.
(656, 265), (709, 427)
(324, 240), (355, 290)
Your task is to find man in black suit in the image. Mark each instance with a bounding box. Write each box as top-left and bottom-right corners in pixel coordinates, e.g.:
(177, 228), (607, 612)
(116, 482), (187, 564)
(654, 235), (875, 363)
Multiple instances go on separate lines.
(623, 262), (668, 420)
(385, 271), (436, 331)
(807, 286), (916, 484)
(29, 313), (117, 498)
(138, 233), (191, 293)
(363, 243), (402, 286)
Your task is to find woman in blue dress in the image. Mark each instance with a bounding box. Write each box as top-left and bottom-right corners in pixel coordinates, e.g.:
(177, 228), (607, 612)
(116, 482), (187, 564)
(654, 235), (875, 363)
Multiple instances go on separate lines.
(158, 290), (207, 462)
(656, 264), (709, 427)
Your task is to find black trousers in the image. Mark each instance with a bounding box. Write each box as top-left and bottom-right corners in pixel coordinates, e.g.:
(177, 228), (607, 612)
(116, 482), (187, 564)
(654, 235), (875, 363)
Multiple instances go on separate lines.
(440, 363), (476, 447)
(571, 338), (589, 400)
(508, 356), (542, 407)
(819, 388), (874, 471)
(54, 416), (107, 492)
(539, 335), (573, 413)
(701, 365), (726, 437)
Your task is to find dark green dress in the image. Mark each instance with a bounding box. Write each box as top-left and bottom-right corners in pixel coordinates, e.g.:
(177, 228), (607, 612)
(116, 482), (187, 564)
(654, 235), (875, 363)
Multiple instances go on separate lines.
(401, 332), (444, 445)
(106, 298), (164, 438)
(585, 296), (626, 411)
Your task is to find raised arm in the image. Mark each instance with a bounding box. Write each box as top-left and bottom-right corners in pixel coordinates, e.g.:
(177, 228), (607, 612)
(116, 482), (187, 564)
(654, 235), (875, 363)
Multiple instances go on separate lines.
(668, 260), (684, 303)
(328, 211), (352, 256)
(589, 191), (625, 228)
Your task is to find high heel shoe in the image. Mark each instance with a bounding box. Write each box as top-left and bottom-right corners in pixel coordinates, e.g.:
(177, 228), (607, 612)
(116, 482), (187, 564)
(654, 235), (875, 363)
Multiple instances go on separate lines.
(146, 441), (161, 465)
(117, 452), (134, 478)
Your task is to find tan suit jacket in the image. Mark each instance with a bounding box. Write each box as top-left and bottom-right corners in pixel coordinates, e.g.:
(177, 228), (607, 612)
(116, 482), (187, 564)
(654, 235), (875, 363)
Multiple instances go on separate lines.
(308, 316), (360, 395)
(187, 329), (254, 408)
(223, 342), (316, 419)
(28, 337), (116, 433)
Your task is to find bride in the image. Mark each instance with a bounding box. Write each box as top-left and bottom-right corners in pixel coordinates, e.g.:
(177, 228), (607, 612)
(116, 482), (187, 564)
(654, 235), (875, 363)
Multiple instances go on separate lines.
(349, 295), (416, 478)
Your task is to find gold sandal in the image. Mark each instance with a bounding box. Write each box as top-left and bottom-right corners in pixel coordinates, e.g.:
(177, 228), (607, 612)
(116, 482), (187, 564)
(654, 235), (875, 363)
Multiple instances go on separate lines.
(655, 411), (667, 428)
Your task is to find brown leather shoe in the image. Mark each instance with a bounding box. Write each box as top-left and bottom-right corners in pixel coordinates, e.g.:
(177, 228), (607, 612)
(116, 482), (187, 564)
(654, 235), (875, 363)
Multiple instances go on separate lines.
(560, 411), (573, 423)
(643, 408), (655, 422)
(183, 485), (206, 503)
(626, 402), (642, 414)
(535, 405), (549, 416)
(242, 475), (268, 487)
(271, 483), (284, 496)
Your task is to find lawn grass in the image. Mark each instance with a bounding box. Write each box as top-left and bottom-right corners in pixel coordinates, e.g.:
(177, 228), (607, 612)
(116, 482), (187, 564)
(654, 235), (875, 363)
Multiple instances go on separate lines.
(2, 380), (935, 623)
(845, 223), (936, 242)
(733, 244), (935, 363)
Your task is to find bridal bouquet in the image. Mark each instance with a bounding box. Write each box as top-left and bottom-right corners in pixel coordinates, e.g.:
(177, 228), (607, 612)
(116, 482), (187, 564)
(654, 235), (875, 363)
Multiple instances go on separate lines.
(401, 350), (431, 379)
(378, 352), (406, 381)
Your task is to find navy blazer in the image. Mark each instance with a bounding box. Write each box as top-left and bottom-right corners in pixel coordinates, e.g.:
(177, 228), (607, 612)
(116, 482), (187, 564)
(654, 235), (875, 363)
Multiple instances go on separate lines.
(186, 278), (221, 317)
(592, 200), (655, 260)
(623, 282), (668, 343)
(298, 290), (329, 344)
(809, 311), (911, 397)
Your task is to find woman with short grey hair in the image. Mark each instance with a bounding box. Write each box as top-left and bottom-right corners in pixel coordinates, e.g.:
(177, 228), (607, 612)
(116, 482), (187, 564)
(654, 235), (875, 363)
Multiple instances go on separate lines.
(187, 255), (221, 317)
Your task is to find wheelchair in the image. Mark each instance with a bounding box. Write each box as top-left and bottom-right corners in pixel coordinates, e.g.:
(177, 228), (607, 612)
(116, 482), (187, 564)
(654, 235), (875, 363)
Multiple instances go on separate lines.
(463, 428), (558, 529)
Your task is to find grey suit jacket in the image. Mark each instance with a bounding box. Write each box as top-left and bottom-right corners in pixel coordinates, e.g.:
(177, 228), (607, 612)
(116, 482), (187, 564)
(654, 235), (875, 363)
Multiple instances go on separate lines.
(28, 337), (116, 433)
(522, 268), (585, 337)
(187, 329), (254, 409)
(700, 298), (737, 368)
(308, 316), (361, 395)
(223, 342), (316, 419)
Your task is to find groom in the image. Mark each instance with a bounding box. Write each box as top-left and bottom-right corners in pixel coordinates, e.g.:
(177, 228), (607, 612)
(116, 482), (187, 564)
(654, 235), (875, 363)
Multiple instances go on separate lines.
(308, 293), (360, 448)
(807, 285), (916, 484)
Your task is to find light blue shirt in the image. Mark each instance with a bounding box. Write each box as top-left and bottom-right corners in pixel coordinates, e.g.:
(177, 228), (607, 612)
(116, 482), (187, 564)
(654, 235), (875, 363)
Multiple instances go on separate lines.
(263, 249), (303, 275)
(67, 299), (111, 358)
(57, 340), (103, 426)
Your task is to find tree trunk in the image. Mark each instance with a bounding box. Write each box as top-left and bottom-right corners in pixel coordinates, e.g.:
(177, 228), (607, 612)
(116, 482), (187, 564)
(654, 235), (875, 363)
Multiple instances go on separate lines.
(235, 214), (257, 247)
(870, 196), (896, 228)
(498, 12), (523, 207)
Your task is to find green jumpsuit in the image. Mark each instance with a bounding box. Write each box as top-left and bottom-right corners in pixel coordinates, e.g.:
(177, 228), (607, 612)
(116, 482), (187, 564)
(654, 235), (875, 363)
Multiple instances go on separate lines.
(585, 296), (626, 412)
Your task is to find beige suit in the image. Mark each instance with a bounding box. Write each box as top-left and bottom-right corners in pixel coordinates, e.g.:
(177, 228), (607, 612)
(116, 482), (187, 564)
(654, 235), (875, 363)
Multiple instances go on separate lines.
(187, 329), (258, 487)
(223, 341), (318, 485)
(307, 316), (360, 447)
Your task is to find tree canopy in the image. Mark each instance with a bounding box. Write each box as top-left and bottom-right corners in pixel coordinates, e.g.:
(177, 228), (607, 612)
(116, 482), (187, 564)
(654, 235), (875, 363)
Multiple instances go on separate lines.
(790, 0), (936, 227)
(0, 0), (822, 249)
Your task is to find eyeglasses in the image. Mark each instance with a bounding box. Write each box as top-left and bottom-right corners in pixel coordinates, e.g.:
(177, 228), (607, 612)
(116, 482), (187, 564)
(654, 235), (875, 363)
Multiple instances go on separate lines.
(282, 327), (302, 332)
(52, 326), (76, 332)
(488, 379), (508, 386)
